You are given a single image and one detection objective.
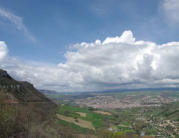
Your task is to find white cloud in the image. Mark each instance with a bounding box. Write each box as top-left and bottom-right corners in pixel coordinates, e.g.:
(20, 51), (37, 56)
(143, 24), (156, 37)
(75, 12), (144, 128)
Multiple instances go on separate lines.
(162, 0), (179, 23)
(103, 31), (135, 44)
(0, 8), (35, 42)
(0, 41), (8, 61)
(1, 30), (179, 92)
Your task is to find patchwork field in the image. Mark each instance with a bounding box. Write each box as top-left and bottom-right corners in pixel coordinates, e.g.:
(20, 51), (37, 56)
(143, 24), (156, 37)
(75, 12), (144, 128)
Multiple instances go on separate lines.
(57, 104), (112, 131)
(51, 91), (179, 137)
(56, 114), (95, 130)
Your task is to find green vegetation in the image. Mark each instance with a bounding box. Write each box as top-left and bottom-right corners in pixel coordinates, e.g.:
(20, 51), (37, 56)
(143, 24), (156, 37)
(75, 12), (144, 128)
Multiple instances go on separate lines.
(56, 98), (179, 137)
(58, 119), (90, 133)
(57, 104), (148, 137)
(1, 69), (179, 138)
(57, 104), (112, 129)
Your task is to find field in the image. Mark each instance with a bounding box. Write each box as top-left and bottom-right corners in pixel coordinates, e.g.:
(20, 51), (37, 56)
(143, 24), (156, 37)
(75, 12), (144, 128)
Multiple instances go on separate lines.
(56, 104), (142, 137)
(93, 111), (112, 116)
(57, 104), (112, 130)
(56, 114), (95, 130)
(49, 90), (179, 137)
(76, 112), (87, 117)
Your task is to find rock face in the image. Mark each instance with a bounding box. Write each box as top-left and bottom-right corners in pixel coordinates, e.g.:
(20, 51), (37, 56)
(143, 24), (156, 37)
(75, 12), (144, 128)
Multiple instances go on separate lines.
(0, 69), (11, 78)
(0, 70), (7, 77)
(0, 68), (56, 105)
(0, 69), (58, 138)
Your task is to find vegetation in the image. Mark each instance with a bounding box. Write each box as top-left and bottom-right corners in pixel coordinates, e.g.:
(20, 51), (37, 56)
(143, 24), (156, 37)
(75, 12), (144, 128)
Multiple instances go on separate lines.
(57, 104), (111, 129)
(1, 69), (179, 138)
(54, 91), (179, 138)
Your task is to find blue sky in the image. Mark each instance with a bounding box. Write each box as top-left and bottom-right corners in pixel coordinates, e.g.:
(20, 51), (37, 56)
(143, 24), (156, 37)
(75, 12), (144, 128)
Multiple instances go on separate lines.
(0, 0), (179, 91)
(0, 0), (179, 64)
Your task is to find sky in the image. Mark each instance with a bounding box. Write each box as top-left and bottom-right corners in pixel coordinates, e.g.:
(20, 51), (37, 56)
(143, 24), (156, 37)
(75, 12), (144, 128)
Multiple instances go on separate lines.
(0, 0), (179, 92)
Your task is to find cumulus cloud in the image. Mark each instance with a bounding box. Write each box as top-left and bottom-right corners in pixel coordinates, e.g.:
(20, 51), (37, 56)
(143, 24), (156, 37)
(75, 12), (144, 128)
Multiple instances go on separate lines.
(162, 0), (179, 24)
(1, 30), (179, 92)
(0, 8), (35, 42)
(0, 41), (8, 61)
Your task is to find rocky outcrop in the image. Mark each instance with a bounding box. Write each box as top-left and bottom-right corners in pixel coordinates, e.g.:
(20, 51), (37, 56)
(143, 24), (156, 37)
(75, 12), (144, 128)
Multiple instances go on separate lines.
(0, 68), (57, 105)
(0, 84), (21, 89)
(0, 69), (12, 79)
(0, 69), (8, 77)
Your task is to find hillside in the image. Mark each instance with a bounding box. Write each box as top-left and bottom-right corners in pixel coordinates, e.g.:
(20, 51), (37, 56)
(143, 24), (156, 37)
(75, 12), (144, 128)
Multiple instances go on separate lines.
(0, 69), (58, 138)
(0, 69), (55, 103)
(0, 69), (99, 138)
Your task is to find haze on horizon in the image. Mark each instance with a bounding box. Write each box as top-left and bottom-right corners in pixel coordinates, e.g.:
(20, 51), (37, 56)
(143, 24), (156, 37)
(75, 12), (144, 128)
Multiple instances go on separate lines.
(0, 0), (179, 92)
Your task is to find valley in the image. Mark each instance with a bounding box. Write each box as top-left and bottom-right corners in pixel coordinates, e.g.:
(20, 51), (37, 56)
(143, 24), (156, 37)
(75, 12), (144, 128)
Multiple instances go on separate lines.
(44, 90), (179, 138)
(0, 69), (179, 138)
(1, 0), (179, 137)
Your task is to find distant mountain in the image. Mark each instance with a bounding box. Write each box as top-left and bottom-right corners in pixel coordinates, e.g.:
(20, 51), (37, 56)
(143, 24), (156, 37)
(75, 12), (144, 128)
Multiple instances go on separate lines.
(40, 89), (84, 95)
(40, 89), (60, 95)
(41, 87), (179, 95)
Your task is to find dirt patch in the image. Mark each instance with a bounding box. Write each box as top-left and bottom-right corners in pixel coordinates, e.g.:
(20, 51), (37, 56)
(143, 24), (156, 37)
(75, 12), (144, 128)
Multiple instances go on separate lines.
(76, 112), (86, 117)
(76, 134), (98, 138)
(56, 114), (95, 130)
(94, 111), (112, 116)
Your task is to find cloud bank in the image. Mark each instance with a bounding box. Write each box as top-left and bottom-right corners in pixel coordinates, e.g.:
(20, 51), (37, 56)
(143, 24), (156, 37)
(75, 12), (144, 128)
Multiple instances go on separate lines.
(1, 30), (179, 92)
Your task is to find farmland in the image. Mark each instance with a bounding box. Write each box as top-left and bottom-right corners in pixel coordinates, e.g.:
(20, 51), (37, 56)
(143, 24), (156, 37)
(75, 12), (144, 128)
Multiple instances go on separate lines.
(57, 104), (112, 130)
(56, 104), (141, 137)
(56, 114), (95, 130)
(46, 90), (179, 137)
